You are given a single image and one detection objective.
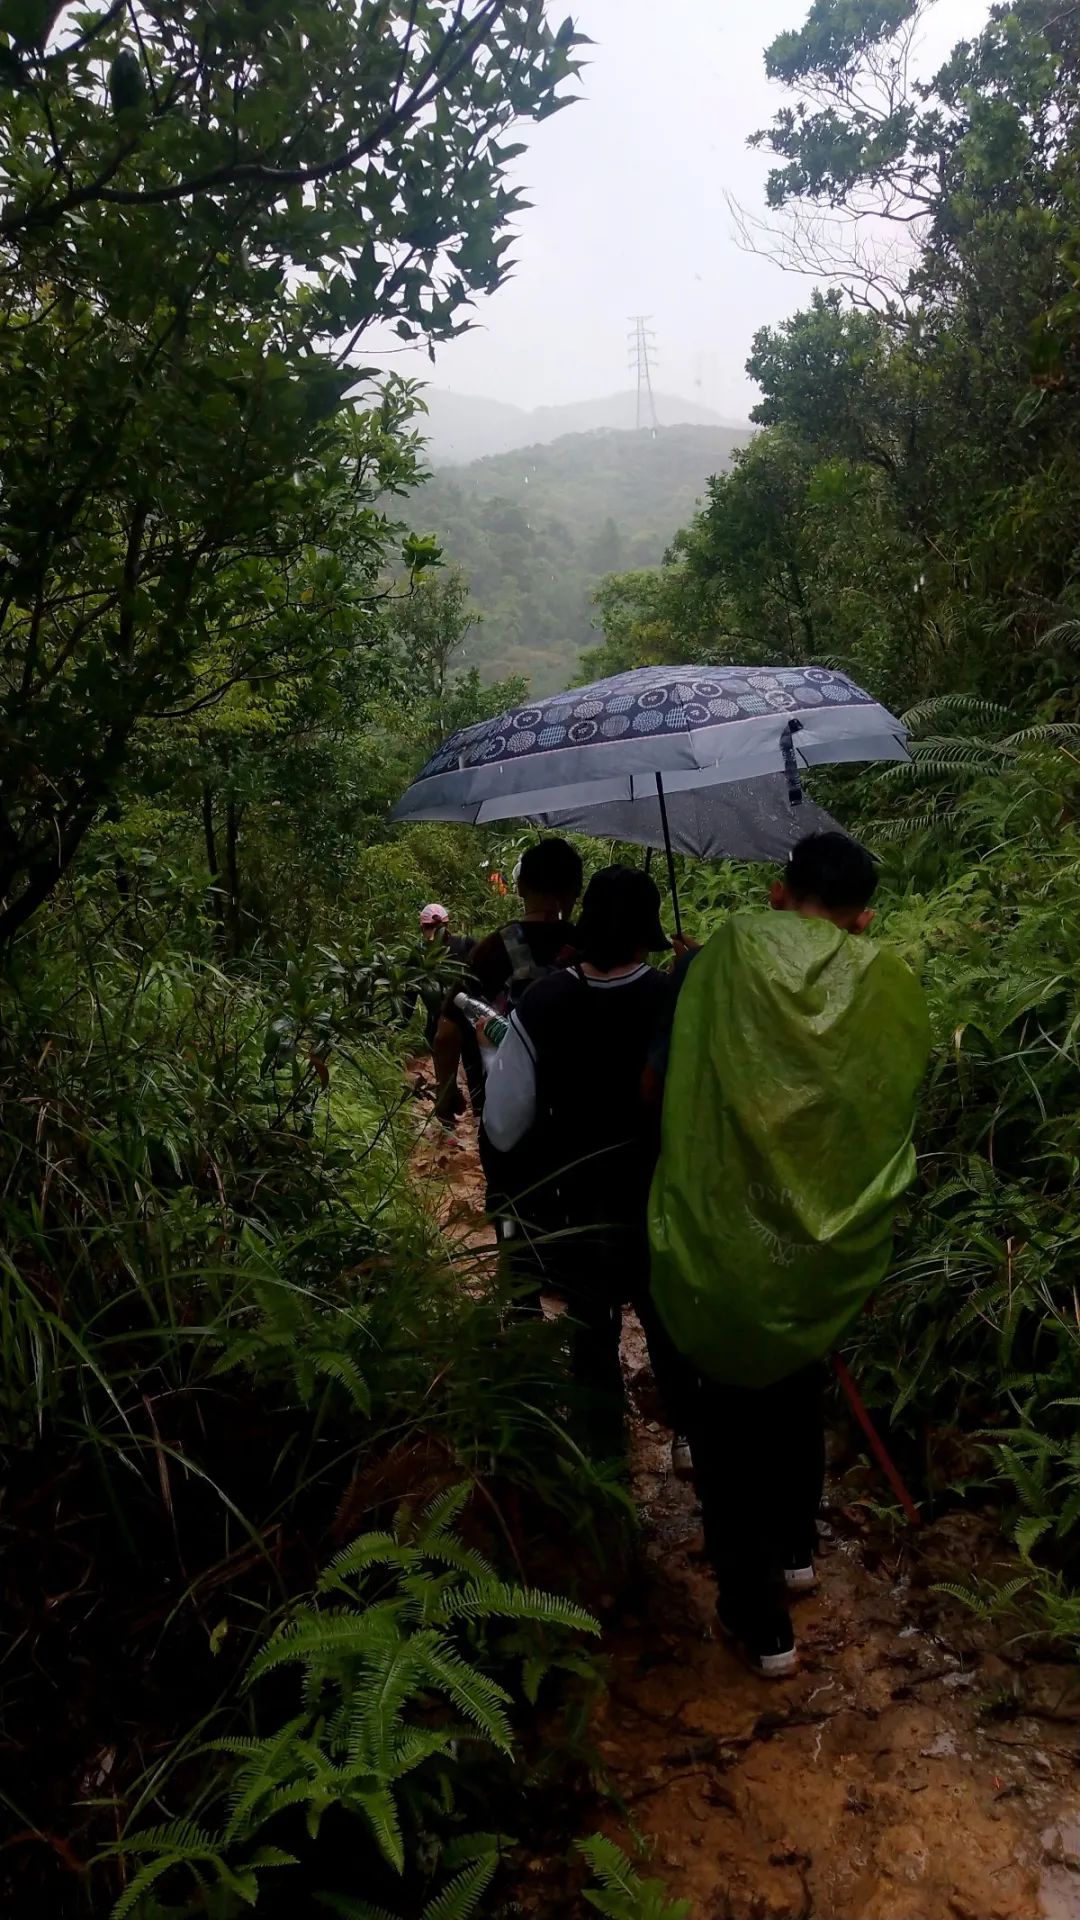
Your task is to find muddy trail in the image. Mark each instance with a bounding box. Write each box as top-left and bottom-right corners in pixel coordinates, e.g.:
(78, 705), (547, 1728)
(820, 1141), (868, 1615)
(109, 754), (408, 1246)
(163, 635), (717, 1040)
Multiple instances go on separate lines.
(409, 1072), (1080, 1920)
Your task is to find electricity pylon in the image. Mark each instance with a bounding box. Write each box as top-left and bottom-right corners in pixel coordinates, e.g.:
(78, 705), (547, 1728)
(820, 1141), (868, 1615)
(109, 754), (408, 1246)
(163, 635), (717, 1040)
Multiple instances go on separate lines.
(627, 315), (659, 432)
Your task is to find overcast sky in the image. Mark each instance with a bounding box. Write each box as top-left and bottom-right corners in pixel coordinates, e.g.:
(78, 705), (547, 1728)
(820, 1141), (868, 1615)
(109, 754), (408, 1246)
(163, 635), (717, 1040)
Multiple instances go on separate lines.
(378, 0), (991, 422)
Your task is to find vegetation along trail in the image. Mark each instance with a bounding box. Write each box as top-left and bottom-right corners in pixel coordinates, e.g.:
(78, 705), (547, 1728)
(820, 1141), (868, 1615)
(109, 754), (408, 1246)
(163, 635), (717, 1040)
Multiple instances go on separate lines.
(417, 1081), (1080, 1920)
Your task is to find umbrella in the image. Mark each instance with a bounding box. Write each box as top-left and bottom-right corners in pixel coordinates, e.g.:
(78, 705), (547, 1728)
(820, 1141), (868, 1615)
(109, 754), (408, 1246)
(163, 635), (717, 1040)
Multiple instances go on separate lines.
(391, 664), (908, 930)
(523, 775), (842, 862)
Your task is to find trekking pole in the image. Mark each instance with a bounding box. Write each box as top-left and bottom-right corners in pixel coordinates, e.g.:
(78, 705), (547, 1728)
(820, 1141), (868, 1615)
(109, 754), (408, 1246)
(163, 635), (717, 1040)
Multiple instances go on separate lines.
(832, 1355), (921, 1528)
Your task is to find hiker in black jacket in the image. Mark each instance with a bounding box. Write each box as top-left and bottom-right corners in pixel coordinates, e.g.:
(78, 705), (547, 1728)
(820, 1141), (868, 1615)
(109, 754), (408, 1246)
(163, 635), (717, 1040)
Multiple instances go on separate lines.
(430, 838), (582, 1127)
(480, 864), (675, 1451)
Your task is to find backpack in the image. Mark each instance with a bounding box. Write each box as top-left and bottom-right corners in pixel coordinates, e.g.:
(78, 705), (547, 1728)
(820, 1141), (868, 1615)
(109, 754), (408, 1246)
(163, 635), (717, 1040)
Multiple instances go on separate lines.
(493, 922), (568, 1014)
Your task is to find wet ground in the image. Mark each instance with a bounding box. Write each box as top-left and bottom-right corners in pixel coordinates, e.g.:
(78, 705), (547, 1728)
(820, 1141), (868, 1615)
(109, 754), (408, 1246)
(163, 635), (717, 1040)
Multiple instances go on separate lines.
(409, 1067), (1080, 1920)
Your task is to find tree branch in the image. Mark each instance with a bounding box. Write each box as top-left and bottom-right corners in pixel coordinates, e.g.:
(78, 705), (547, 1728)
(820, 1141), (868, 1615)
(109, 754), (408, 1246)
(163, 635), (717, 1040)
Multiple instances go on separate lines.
(1, 0), (508, 235)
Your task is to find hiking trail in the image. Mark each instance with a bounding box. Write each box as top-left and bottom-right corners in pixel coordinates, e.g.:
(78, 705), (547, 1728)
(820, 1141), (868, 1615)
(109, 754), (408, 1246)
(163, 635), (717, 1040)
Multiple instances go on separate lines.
(409, 1068), (1080, 1920)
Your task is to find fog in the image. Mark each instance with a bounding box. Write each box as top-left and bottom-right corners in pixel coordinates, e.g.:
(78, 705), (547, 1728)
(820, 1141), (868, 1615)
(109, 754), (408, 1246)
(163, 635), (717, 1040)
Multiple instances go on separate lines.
(379, 0), (992, 421)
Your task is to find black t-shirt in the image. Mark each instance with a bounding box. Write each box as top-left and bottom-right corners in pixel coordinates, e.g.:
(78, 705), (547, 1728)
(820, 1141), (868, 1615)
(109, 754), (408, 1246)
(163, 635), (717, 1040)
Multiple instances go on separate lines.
(415, 933), (475, 1046)
(647, 948), (699, 1079)
(512, 963), (668, 1249)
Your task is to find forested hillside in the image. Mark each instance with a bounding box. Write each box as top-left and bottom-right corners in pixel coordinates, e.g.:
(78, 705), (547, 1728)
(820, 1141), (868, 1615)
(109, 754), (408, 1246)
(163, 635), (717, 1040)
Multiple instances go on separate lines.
(405, 423), (752, 689)
(415, 385), (743, 462)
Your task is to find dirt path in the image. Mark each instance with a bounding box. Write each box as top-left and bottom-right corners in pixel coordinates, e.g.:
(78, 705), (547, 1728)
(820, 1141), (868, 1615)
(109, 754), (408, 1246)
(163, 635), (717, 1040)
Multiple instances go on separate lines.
(409, 1071), (1080, 1920)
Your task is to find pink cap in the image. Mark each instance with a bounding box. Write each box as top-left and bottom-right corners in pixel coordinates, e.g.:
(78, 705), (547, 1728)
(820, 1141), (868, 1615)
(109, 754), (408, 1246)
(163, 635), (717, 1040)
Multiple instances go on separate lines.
(419, 902), (450, 928)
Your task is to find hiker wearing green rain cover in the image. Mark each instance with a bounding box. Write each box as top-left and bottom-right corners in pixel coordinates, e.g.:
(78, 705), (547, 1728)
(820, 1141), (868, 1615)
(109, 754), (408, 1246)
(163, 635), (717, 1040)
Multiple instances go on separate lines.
(648, 831), (930, 1678)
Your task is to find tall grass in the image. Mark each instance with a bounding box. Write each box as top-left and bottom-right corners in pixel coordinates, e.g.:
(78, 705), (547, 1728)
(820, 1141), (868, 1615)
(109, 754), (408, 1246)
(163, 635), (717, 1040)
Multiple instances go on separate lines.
(0, 919), (617, 1916)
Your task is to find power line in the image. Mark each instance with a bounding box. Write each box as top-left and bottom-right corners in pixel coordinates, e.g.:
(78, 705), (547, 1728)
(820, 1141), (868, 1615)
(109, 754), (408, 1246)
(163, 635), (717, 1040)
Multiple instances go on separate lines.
(627, 315), (659, 433)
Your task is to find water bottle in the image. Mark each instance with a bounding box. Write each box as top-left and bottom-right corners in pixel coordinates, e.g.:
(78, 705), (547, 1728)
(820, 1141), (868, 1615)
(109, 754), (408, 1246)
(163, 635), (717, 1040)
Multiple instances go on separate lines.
(453, 991), (509, 1049)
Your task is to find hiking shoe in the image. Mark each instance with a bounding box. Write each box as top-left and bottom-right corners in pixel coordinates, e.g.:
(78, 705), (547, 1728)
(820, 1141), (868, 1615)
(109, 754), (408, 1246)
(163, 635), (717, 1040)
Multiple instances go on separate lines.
(783, 1560), (818, 1596)
(782, 1535), (819, 1596)
(671, 1434), (694, 1479)
(716, 1598), (797, 1679)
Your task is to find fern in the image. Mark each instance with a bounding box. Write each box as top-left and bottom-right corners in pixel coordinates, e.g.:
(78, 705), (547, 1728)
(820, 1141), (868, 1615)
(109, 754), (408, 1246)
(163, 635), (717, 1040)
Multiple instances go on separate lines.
(315, 1844), (500, 1920)
(438, 1580), (600, 1635)
(932, 1575), (1032, 1621)
(245, 1603), (402, 1682)
(1014, 1514), (1054, 1560)
(419, 1482), (474, 1537)
(900, 694), (1011, 730)
(421, 1852), (498, 1919)
(107, 1819), (292, 1919)
(356, 1786), (404, 1873)
(411, 1631), (515, 1749)
(117, 1499), (595, 1914)
(576, 1835), (692, 1920)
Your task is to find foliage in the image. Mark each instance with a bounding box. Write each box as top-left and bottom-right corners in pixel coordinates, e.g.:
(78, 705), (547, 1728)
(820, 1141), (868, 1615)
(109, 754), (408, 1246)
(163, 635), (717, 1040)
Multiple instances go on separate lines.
(0, 903), (620, 1914)
(0, 0), (584, 937)
(576, 1836), (692, 1920)
(103, 1489), (597, 1917)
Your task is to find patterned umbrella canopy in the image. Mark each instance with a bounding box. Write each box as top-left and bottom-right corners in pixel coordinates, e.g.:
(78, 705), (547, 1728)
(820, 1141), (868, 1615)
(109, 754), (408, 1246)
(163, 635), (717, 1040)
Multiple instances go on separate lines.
(391, 664), (907, 834)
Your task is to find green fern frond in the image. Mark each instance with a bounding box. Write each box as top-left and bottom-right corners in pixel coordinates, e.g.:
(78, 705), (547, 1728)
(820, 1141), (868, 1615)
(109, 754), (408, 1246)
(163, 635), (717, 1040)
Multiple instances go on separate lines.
(319, 1534), (419, 1589)
(437, 1581), (599, 1636)
(864, 808), (954, 841)
(576, 1835), (692, 1920)
(387, 1727), (458, 1773)
(108, 1825), (227, 1920)
(316, 1896), (402, 1920)
(419, 1482), (473, 1539)
(348, 1647), (422, 1772)
(1036, 617), (1080, 655)
(413, 1633), (514, 1750)
(111, 1854), (197, 1920)
(1014, 1514), (1054, 1560)
(577, 1836), (640, 1899)
(245, 1846), (298, 1869)
(112, 1819), (220, 1858)
(420, 1853), (498, 1920)
(410, 1536), (497, 1583)
(358, 1786), (405, 1874)
(900, 695), (1010, 730)
(311, 1349), (372, 1413)
(910, 737), (1010, 764)
(246, 1605), (399, 1683)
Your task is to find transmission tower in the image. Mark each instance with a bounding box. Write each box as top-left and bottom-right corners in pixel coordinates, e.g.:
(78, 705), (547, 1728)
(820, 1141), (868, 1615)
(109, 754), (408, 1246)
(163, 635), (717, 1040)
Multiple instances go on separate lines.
(627, 315), (659, 433)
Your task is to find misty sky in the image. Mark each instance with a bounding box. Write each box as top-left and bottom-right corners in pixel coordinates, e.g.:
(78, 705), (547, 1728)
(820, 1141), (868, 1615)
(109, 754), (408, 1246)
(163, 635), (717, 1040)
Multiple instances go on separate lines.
(380, 0), (991, 422)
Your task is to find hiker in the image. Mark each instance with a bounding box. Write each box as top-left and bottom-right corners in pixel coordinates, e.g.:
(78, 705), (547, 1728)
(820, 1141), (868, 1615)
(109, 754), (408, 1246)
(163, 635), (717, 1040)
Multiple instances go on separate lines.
(480, 864), (676, 1452)
(431, 838), (582, 1127)
(418, 901), (473, 962)
(408, 905), (476, 1102)
(648, 831), (930, 1677)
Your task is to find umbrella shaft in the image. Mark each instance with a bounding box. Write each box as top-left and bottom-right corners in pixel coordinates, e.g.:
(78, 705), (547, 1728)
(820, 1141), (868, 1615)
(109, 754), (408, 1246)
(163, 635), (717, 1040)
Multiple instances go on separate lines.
(655, 774), (682, 936)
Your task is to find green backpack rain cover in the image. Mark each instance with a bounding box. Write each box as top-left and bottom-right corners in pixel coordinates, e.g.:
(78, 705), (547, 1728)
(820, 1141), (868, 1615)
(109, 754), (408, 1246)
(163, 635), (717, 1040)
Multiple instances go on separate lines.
(649, 912), (930, 1389)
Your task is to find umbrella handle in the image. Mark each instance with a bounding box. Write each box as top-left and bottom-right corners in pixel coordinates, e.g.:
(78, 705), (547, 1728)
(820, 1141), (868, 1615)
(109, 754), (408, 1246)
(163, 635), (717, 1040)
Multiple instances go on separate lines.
(654, 773), (682, 937)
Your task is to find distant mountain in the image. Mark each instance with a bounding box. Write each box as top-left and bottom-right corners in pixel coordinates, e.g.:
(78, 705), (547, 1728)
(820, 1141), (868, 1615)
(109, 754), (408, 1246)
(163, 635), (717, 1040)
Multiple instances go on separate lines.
(416, 386), (746, 465)
(405, 421), (754, 694)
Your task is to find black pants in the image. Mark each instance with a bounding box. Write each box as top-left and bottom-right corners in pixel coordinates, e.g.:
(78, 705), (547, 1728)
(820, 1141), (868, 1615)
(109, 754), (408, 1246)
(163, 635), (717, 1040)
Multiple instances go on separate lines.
(686, 1359), (826, 1609)
(512, 1223), (681, 1453)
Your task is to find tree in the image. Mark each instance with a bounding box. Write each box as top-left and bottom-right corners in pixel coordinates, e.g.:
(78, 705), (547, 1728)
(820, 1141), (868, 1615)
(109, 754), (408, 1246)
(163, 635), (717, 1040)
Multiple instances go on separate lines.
(0, 1), (584, 939)
(730, 0), (1080, 699)
(386, 569), (478, 751)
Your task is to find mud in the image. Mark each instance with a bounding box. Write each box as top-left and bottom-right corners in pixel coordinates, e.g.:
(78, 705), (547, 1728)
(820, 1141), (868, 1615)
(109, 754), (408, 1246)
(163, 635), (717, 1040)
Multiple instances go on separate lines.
(409, 1068), (1080, 1920)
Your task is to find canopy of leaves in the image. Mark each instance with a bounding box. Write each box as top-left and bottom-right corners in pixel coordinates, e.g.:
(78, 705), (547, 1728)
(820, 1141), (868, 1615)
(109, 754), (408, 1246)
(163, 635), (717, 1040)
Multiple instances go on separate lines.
(0, 0), (584, 938)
